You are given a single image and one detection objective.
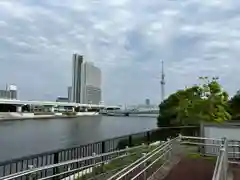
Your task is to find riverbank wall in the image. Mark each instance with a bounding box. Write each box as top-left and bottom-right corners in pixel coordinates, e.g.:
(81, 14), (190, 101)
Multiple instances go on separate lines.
(0, 112), (100, 121)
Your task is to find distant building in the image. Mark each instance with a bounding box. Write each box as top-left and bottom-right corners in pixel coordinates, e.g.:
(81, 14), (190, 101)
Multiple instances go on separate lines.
(56, 97), (69, 102)
(82, 61), (102, 104)
(71, 54), (102, 104)
(145, 98), (150, 106)
(0, 90), (9, 99)
(68, 86), (72, 102)
(0, 84), (18, 100)
(9, 85), (17, 100)
(72, 54), (83, 103)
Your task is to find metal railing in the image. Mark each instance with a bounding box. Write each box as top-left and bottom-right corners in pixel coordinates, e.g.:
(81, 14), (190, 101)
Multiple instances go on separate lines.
(0, 144), (154, 180)
(0, 126), (199, 178)
(108, 135), (240, 180)
(107, 137), (181, 180)
(212, 138), (228, 180)
(1, 134), (239, 180)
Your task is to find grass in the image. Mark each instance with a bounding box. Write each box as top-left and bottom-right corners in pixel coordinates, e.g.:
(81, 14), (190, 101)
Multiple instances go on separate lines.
(75, 144), (160, 180)
(74, 143), (218, 179)
(187, 153), (217, 162)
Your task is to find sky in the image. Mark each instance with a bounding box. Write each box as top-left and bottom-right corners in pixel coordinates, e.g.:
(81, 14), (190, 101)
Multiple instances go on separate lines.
(0, 0), (240, 105)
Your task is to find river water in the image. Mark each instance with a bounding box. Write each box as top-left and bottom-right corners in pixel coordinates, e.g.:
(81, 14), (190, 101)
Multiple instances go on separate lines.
(0, 116), (157, 162)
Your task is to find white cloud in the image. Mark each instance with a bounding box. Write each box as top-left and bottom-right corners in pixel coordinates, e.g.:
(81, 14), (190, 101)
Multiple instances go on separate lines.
(0, 0), (240, 104)
(0, 20), (7, 27)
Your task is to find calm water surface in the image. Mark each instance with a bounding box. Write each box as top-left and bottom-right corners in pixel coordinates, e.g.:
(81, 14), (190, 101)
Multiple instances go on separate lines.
(0, 116), (157, 162)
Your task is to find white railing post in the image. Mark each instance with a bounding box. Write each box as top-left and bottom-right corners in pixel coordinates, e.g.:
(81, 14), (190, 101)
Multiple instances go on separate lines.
(142, 153), (147, 180)
(125, 146), (129, 156)
(167, 138), (171, 162)
(224, 139), (228, 180)
(28, 165), (34, 180)
(178, 134), (182, 140)
(92, 152), (96, 178)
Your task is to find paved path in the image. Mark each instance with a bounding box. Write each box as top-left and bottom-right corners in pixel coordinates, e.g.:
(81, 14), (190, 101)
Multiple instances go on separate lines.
(230, 164), (240, 180)
(162, 158), (215, 180)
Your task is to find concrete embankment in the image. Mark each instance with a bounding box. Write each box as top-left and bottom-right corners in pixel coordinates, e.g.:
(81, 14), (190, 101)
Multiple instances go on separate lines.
(0, 112), (100, 121)
(102, 113), (158, 118)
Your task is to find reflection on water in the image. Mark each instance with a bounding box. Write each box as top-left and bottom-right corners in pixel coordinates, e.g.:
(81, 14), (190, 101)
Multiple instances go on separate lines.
(0, 116), (157, 162)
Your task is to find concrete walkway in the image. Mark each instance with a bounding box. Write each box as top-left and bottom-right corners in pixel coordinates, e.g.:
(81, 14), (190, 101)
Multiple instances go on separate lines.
(162, 157), (215, 180)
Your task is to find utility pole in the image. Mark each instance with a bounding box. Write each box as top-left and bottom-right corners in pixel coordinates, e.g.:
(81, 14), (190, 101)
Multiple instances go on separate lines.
(160, 61), (165, 102)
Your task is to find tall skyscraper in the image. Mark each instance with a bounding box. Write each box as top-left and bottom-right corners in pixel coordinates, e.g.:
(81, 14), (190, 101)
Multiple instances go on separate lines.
(68, 86), (72, 102)
(82, 61), (102, 104)
(145, 98), (150, 106)
(72, 54), (83, 103)
(71, 54), (102, 104)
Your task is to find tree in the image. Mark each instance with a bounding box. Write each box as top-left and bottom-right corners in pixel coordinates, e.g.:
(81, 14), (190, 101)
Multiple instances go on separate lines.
(229, 90), (240, 120)
(157, 77), (231, 127)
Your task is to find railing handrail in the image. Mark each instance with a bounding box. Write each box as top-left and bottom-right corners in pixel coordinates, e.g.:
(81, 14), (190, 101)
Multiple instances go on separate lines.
(3, 135), (238, 180)
(212, 148), (224, 180)
(181, 135), (222, 141)
(108, 137), (179, 180)
(212, 137), (228, 180)
(0, 144), (147, 180)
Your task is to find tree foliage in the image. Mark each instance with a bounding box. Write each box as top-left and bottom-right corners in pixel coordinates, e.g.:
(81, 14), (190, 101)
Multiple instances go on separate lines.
(229, 90), (240, 120)
(157, 77), (231, 127)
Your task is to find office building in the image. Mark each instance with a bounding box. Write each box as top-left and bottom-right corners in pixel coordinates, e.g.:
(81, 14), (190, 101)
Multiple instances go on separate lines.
(68, 86), (72, 102)
(82, 61), (102, 104)
(145, 98), (150, 106)
(71, 54), (83, 103)
(71, 53), (102, 104)
(9, 85), (17, 99)
(0, 84), (18, 100)
(0, 89), (9, 99)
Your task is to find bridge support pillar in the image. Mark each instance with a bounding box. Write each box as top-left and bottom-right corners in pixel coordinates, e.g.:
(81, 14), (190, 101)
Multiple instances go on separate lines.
(51, 106), (55, 113)
(16, 106), (22, 113)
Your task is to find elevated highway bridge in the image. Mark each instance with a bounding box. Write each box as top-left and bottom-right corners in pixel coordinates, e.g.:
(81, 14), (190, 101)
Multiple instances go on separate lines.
(0, 99), (104, 113)
(101, 106), (159, 116)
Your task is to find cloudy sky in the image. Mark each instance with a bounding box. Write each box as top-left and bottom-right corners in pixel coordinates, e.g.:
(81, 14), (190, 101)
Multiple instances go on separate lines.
(0, 0), (240, 105)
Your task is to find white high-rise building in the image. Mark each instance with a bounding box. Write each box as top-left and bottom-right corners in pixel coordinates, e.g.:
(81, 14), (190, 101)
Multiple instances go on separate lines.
(82, 61), (102, 104)
(71, 54), (102, 104)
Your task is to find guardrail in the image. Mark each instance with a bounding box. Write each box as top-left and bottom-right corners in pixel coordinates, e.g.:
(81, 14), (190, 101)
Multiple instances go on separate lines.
(108, 135), (240, 180)
(212, 138), (228, 180)
(0, 144), (153, 180)
(0, 126), (199, 178)
(107, 137), (181, 180)
(1, 134), (239, 180)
